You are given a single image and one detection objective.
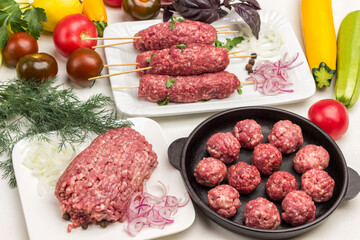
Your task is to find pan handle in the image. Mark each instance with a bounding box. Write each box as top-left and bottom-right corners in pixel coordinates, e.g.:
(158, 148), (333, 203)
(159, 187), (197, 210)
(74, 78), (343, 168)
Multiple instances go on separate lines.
(168, 137), (187, 171)
(344, 167), (360, 201)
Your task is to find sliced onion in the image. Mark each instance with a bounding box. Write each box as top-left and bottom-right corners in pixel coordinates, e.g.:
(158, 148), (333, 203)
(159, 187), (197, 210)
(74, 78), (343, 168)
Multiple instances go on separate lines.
(246, 52), (303, 95)
(125, 181), (189, 236)
(23, 139), (77, 196)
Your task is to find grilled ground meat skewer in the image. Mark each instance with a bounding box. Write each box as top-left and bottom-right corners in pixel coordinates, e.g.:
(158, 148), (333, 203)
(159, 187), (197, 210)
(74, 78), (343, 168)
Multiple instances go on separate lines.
(138, 71), (240, 103)
(136, 43), (230, 76)
(133, 19), (217, 51)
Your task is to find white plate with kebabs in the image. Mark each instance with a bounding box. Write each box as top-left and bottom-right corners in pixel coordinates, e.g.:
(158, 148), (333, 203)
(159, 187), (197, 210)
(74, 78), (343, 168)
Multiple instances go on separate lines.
(13, 117), (195, 240)
(103, 10), (315, 117)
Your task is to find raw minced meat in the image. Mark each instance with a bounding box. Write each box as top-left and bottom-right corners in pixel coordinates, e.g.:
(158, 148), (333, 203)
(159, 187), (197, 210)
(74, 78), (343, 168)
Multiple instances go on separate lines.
(301, 169), (335, 202)
(207, 184), (241, 218)
(206, 132), (241, 164)
(55, 127), (158, 232)
(194, 157), (227, 187)
(266, 171), (298, 201)
(227, 161), (261, 194)
(233, 119), (264, 149)
(268, 120), (303, 154)
(281, 190), (316, 226)
(244, 197), (281, 229)
(293, 144), (330, 174)
(251, 143), (282, 175)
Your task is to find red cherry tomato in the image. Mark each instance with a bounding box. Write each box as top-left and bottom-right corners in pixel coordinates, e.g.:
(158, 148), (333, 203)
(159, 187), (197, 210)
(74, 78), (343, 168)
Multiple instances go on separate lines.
(308, 99), (349, 140)
(103, 0), (122, 7)
(66, 48), (103, 87)
(53, 14), (98, 58)
(3, 32), (38, 67)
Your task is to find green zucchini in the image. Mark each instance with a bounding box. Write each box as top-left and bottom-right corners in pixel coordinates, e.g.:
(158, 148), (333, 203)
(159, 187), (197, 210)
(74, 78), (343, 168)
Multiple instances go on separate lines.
(335, 10), (360, 108)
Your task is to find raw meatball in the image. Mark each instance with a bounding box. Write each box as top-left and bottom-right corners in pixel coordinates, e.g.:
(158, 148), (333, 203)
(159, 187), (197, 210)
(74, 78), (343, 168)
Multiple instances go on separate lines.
(194, 157), (227, 187)
(281, 190), (316, 226)
(301, 169), (335, 202)
(207, 184), (241, 218)
(251, 143), (282, 175)
(233, 119), (264, 149)
(266, 171), (298, 201)
(293, 144), (330, 174)
(244, 197), (281, 230)
(206, 132), (241, 164)
(267, 120), (303, 154)
(227, 162), (261, 194)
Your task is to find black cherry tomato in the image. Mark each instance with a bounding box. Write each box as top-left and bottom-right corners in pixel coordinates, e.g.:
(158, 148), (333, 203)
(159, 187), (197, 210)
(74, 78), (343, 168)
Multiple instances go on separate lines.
(122, 0), (161, 20)
(16, 53), (58, 82)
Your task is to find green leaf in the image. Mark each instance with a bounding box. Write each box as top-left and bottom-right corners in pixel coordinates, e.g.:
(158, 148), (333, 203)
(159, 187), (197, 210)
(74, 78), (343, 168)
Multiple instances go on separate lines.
(0, 0), (15, 10)
(168, 16), (187, 30)
(23, 7), (46, 39)
(166, 78), (176, 88)
(157, 97), (170, 106)
(237, 85), (243, 94)
(145, 54), (155, 63)
(0, 23), (9, 48)
(215, 36), (244, 51)
(176, 43), (187, 51)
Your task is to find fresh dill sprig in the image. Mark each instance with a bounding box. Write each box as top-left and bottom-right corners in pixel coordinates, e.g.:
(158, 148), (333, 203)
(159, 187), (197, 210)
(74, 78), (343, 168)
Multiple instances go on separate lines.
(0, 77), (132, 188)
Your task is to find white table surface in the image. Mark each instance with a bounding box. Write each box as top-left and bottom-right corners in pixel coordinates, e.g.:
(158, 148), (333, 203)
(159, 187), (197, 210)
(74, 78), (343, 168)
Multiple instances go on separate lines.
(1, 1), (360, 239)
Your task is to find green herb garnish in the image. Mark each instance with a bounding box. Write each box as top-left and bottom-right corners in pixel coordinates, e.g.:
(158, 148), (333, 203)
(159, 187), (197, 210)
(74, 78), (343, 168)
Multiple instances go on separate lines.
(215, 36), (244, 51)
(168, 16), (188, 30)
(0, 0), (47, 48)
(166, 78), (176, 88)
(145, 54), (156, 63)
(176, 43), (187, 51)
(157, 97), (170, 106)
(237, 85), (243, 95)
(0, 77), (132, 188)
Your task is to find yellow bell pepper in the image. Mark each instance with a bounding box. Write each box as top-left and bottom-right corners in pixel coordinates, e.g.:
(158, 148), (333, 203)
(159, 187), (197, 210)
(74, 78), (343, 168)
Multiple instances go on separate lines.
(83, 0), (108, 37)
(301, 0), (337, 88)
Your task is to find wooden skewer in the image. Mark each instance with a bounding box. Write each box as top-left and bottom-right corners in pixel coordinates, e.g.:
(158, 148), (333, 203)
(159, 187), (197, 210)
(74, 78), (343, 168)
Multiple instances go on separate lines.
(215, 24), (237, 30)
(83, 36), (141, 40)
(112, 80), (255, 90)
(88, 67), (152, 80)
(228, 50), (246, 55)
(229, 54), (257, 59)
(217, 30), (239, 34)
(104, 63), (138, 67)
(92, 41), (135, 49)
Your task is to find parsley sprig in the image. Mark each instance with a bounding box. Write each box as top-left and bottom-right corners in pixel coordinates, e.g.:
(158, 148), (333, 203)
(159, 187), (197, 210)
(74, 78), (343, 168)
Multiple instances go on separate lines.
(0, 0), (46, 48)
(168, 16), (188, 30)
(215, 36), (244, 51)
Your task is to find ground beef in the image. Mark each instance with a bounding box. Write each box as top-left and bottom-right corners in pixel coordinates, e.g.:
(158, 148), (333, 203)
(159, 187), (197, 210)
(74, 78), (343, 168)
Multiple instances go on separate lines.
(206, 132), (241, 164)
(207, 184), (241, 218)
(227, 161), (261, 194)
(266, 171), (298, 201)
(244, 197), (281, 230)
(138, 71), (240, 103)
(133, 19), (217, 51)
(267, 120), (303, 154)
(194, 157), (227, 187)
(281, 190), (316, 226)
(136, 43), (229, 76)
(55, 127), (158, 232)
(251, 143), (282, 175)
(233, 119), (264, 149)
(301, 169), (335, 202)
(293, 144), (330, 174)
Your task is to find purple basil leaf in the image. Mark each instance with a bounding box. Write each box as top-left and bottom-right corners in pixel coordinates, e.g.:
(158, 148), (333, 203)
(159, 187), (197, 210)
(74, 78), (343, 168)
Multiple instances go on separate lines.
(172, 0), (224, 23)
(162, 6), (174, 22)
(222, 0), (232, 10)
(218, 8), (228, 18)
(241, 0), (261, 10)
(233, 3), (261, 39)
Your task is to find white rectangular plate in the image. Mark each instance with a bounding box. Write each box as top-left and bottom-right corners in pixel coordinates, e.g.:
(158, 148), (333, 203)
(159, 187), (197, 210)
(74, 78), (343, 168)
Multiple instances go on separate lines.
(13, 117), (195, 240)
(103, 10), (315, 117)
